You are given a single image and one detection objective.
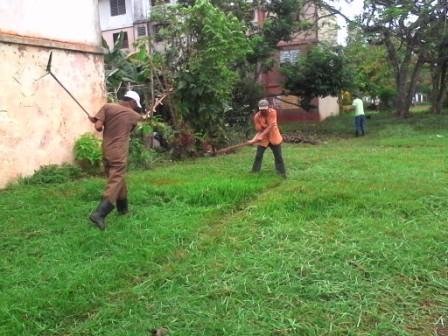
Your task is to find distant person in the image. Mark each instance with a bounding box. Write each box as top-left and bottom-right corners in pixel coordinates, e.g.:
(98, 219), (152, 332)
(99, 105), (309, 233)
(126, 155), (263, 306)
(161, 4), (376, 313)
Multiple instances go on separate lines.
(249, 99), (286, 178)
(352, 94), (366, 136)
(88, 91), (142, 230)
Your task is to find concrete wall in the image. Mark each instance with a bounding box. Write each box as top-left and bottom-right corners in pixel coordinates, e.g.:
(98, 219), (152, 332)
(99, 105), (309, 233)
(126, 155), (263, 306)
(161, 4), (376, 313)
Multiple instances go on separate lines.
(0, 0), (105, 188)
(99, 0), (178, 50)
(0, 45), (105, 188)
(318, 96), (340, 120)
(102, 27), (136, 50)
(0, 0), (102, 47)
(99, 0), (134, 31)
(133, 0), (151, 22)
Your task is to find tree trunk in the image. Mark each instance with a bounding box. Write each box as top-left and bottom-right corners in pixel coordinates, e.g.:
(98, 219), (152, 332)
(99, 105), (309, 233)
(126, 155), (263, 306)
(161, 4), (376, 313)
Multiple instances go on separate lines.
(430, 60), (448, 114)
(394, 56), (423, 118)
(395, 70), (413, 118)
(396, 87), (410, 118)
(384, 33), (423, 118)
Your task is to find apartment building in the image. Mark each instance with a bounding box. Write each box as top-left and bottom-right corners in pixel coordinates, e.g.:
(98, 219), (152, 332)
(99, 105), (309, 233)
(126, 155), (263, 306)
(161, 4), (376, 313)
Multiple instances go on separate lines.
(258, 5), (340, 121)
(98, 0), (175, 50)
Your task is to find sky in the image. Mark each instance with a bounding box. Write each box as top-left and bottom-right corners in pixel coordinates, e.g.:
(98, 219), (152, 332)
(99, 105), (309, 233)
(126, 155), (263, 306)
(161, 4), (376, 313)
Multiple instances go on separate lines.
(334, 0), (364, 45)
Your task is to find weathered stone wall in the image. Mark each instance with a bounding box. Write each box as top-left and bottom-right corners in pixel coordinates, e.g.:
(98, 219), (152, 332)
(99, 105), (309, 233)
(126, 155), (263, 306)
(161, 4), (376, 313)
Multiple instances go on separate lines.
(0, 45), (105, 188)
(0, 0), (105, 188)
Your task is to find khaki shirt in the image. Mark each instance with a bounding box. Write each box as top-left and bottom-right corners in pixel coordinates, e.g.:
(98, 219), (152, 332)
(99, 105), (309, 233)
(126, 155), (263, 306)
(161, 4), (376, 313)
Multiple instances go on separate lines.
(253, 108), (283, 147)
(95, 103), (141, 162)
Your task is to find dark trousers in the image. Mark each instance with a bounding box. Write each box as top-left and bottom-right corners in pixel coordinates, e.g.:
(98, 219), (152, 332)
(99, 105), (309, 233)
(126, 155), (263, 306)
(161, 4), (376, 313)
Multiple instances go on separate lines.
(251, 144), (286, 176)
(355, 115), (366, 136)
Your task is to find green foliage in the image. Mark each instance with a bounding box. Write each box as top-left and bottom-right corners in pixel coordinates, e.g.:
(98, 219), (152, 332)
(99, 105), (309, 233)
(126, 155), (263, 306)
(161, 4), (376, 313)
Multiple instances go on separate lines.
(167, 123), (205, 159)
(128, 123), (157, 169)
(344, 27), (395, 100)
(102, 36), (150, 102)
(378, 86), (397, 109)
(153, 0), (251, 145)
(282, 44), (354, 110)
(147, 117), (174, 142)
(263, 0), (310, 46)
(19, 164), (85, 185)
(226, 77), (264, 127)
(358, 0), (448, 116)
(74, 133), (102, 167)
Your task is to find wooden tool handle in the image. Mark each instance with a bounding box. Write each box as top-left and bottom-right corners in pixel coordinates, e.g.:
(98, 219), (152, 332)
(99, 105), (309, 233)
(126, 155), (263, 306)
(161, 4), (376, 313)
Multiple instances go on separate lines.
(215, 141), (251, 155)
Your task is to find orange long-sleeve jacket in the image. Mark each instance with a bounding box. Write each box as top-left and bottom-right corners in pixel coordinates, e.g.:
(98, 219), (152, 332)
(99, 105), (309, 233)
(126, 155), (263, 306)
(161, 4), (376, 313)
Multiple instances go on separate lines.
(253, 108), (283, 147)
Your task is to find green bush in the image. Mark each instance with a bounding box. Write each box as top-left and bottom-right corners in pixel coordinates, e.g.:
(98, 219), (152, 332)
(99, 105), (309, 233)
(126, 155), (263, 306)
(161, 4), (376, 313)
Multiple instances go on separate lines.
(74, 133), (102, 167)
(378, 86), (397, 109)
(19, 164), (85, 185)
(128, 122), (160, 169)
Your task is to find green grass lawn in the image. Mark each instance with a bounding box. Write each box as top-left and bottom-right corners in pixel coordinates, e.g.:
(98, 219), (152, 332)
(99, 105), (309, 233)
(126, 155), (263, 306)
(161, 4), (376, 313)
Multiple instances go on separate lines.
(1, 111), (448, 336)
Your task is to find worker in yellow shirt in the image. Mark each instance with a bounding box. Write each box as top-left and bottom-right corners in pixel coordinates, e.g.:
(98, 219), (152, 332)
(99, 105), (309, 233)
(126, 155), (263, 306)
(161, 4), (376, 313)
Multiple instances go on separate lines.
(352, 93), (366, 136)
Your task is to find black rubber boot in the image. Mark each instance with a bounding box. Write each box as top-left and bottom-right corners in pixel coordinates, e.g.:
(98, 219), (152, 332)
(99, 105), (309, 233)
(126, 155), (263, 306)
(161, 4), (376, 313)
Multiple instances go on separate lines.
(89, 200), (114, 230)
(116, 199), (128, 215)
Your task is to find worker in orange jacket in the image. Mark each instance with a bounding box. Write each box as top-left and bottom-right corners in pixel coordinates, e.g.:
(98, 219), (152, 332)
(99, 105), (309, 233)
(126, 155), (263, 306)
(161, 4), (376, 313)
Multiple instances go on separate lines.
(249, 99), (286, 178)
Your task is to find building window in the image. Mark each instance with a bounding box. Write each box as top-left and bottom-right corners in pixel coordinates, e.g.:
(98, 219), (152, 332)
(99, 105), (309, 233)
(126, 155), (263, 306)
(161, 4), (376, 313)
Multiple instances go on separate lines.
(137, 26), (147, 37)
(110, 0), (126, 16)
(280, 49), (300, 64)
(113, 32), (129, 48)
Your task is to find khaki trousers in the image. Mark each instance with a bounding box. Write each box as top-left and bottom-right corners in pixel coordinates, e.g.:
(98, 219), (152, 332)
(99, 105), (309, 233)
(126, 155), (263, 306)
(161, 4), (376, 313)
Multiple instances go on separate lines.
(103, 159), (127, 204)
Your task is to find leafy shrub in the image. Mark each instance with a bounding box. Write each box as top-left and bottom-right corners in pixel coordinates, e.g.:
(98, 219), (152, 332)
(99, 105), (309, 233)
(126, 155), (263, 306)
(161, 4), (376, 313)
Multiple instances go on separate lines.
(129, 136), (158, 169)
(378, 86), (397, 109)
(20, 164), (85, 185)
(167, 123), (206, 159)
(128, 122), (160, 169)
(74, 133), (102, 167)
(282, 45), (354, 110)
(148, 118), (174, 149)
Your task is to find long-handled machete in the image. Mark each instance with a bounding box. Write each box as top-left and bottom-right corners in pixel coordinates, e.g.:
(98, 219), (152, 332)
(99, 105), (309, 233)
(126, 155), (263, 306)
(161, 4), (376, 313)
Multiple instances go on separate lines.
(36, 52), (92, 118)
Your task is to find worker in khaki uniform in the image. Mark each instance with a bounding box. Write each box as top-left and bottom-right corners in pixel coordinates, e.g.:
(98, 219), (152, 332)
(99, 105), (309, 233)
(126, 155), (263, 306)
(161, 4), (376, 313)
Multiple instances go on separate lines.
(249, 99), (286, 178)
(88, 91), (142, 230)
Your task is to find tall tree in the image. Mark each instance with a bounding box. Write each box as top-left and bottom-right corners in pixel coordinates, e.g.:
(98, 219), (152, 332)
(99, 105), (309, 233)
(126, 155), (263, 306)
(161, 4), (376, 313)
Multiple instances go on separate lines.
(151, 0), (251, 144)
(178, 0), (316, 123)
(282, 44), (354, 110)
(422, 3), (448, 114)
(325, 0), (447, 117)
(344, 25), (395, 107)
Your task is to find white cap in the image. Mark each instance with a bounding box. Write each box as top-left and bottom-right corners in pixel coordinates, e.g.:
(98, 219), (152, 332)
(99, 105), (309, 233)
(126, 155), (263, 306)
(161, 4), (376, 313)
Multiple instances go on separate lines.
(124, 90), (142, 108)
(258, 99), (269, 110)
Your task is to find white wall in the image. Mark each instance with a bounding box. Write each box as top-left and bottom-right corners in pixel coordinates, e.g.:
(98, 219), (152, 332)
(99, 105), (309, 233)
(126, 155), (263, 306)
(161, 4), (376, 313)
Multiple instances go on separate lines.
(0, 0), (101, 47)
(319, 96), (340, 120)
(0, 0), (106, 188)
(102, 27), (135, 50)
(133, 0), (151, 22)
(99, 0), (134, 31)
(99, 0), (177, 31)
(0, 46), (106, 188)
